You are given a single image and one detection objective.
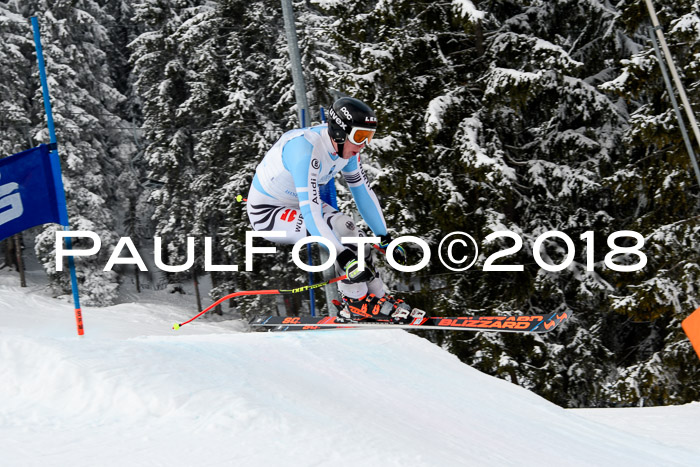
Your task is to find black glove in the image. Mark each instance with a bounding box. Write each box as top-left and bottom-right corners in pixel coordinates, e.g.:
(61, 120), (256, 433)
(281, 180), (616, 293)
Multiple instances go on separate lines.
(337, 249), (375, 283)
(379, 235), (407, 266)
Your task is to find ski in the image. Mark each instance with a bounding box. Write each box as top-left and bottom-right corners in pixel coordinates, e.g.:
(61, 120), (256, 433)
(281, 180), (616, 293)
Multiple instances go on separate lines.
(250, 311), (572, 333)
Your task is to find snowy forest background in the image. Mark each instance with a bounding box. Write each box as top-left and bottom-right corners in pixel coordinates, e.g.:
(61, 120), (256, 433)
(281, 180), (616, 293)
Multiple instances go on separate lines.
(1, 0), (699, 408)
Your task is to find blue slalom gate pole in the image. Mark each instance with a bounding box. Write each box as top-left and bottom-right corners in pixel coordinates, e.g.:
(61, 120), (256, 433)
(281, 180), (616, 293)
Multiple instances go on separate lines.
(31, 17), (84, 335)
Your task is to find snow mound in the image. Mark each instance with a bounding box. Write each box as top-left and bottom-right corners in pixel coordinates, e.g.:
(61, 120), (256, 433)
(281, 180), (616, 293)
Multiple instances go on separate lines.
(0, 276), (698, 466)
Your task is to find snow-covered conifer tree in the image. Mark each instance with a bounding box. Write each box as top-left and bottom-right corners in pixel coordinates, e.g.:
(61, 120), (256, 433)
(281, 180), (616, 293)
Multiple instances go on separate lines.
(3, 1), (137, 305)
(599, 0), (700, 405)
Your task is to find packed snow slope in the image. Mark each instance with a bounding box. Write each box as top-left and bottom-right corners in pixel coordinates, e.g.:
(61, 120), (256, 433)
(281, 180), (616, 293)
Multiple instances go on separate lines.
(1, 274), (699, 467)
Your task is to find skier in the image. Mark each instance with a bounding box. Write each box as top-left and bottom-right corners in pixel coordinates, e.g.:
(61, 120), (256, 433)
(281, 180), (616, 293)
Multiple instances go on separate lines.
(246, 96), (425, 324)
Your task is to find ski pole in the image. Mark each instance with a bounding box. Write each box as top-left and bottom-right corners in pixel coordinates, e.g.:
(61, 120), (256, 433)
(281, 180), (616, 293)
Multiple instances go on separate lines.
(173, 274), (347, 330)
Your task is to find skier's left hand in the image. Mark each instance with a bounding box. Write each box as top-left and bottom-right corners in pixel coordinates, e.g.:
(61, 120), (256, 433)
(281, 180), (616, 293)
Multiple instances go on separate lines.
(379, 235), (407, 266)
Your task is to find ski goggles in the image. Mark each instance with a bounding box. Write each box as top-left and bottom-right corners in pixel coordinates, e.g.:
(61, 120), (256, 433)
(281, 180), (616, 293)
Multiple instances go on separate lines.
(347, 127), (376, 145)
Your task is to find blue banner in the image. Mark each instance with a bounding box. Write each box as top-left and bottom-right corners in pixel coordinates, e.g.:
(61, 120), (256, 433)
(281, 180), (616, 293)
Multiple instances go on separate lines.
(0, 144), (69, 242)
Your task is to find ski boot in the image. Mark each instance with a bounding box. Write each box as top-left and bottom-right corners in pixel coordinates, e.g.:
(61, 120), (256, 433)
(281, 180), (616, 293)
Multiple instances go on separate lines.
(336, 294), (426, 324)
(382, 294), (428, 324)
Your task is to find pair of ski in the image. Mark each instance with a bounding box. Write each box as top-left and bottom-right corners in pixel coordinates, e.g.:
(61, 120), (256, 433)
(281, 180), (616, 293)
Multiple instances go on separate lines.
(250, 310), (572, 334)
(172, 272), (571, 335)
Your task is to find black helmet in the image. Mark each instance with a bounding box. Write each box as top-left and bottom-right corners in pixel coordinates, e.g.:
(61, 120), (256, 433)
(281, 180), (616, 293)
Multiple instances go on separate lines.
(327, 97), (377, 153)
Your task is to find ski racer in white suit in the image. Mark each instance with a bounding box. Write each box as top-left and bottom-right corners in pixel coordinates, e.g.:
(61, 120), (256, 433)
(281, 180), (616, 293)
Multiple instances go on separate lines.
(247, 97), (425, 323)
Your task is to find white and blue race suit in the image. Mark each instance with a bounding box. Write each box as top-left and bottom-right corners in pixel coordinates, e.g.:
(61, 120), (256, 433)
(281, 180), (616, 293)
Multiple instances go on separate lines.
(246, 124), (388, 298)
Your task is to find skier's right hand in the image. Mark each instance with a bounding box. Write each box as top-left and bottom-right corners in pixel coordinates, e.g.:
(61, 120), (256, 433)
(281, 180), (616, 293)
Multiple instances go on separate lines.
(337, 249), (375, 283)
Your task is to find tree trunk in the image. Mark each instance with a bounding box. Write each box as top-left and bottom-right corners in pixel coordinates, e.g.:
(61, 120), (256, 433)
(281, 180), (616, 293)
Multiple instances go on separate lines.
(14, 234), (26, 287)
(475, 19), (484, 56)
(192, 268), (202, 313)
(134, 265), (141, 293)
